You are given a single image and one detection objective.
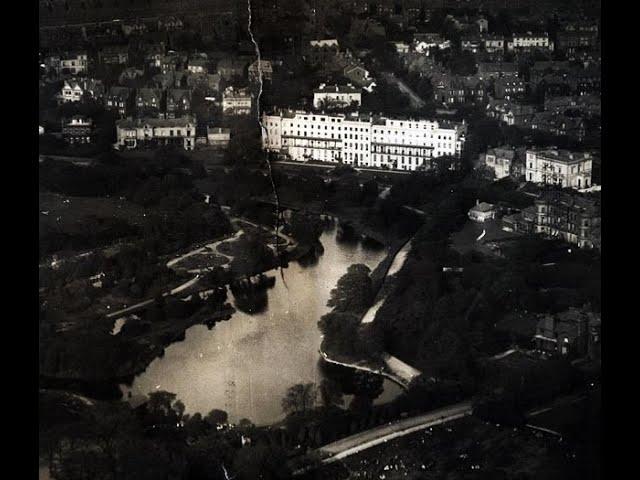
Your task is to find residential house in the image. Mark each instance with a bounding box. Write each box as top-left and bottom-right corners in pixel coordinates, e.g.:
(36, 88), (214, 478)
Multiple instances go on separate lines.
(313, 84), (362, 110)
(432, 74), (487, 105)
(222, 87), (252, 116)
(461, 35), (482, 53)
(494, 78), (527, 100)
(248, 59), (273, 83)
(392, 42), (411, 54)
(158, 16), (184, 32)
(59, 52), (88, 75)
(135, 88), (163, 117)
(477, 62), (518, 80)
(187, 57), (209, 74)
(62, 116), (93, 145)
(59, 78), (104, 103)
(507, 32), (554, 51)
(160, 53), (186, 75)
(217, 58), (249, 81)
(166, 89), (192, 119)
(531, 112), (586, 141)
(531, 190), (600, 248)
(412, 33), (450, 53)
(118, 68), (144, 85)
(543, 95), (600, 117)
(152, 72), (178, 90)
(99, 45), (129, 66)
(483, 146), (517, 180)
(105, 86), (132, 117)
(525, 149), (593, 189)
(468, 200), (497, 222)
(343, 63), (374, 89)
(121, 20), (148, 37)
(486, 98), (536, 126)
(534, 308), (601, 357)
(185, 72), (221, 92)
(482, 35), (505, 53)
(307, 39), (341, 67)
(207, 127), (231, 148)
(115, 116), (197, 151)
(476, 17), (489, 33)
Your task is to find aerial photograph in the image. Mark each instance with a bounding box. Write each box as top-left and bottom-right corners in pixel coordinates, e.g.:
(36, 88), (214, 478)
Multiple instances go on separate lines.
(38, 0), (602, 478)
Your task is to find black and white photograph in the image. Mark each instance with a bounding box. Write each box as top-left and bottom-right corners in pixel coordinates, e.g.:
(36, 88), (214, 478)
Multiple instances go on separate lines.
(38, 1), (603, 478)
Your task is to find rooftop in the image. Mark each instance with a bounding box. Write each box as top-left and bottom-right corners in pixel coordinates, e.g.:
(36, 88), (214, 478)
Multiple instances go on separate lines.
(117, 116), (196, 129)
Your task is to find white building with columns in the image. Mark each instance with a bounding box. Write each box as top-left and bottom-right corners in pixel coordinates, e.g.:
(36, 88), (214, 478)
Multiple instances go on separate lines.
(262, 110), (466, 171)
(525, 149), (593, 189)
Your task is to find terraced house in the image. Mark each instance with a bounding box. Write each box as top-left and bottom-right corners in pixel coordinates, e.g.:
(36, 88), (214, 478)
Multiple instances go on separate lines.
(115, 116), (197, 151)
(262, 110), (466, 171)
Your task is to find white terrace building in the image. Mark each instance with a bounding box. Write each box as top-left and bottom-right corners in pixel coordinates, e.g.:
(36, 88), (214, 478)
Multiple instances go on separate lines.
(525, 149), (593, 189)
(262, 111), (466, 171)
(115, 116), (196, 151)
(313, 84), (362, 110)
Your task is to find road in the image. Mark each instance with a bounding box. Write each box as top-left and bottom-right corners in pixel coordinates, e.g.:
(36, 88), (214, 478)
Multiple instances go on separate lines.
(381, 72), (426, 109)
(273, 160), (411, 175)
(39, 154), (95, 167)
(317, 401), (473, 464)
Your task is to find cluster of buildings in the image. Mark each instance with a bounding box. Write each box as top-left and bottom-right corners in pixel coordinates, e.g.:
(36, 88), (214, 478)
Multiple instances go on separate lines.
(262, 110), (466, 171)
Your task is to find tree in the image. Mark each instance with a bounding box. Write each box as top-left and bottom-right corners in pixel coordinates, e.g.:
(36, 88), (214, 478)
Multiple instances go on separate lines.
(327, 264), (373, 315)
(232, 442), (291, 480)
(205, 409), (229, 427)
(281, 383), (317, 416)
(319, 378), (344, 409)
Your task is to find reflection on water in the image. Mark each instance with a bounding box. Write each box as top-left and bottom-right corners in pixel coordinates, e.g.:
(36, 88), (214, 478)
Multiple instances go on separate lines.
(123, 228), (397, 426)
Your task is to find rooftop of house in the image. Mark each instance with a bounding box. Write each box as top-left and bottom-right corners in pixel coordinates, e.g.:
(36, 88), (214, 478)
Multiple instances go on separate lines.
(136, 88), (162, 101)
(167, 88), (192, 101)
(108, 86), (132, 96)
(207, 126), (230, 135)
(117, 116), (196, 129)
(478, 62), (518, 73)
(314, 83), (360, 94)
(469, 201), (496, 213)
(528, 148), (591, 163)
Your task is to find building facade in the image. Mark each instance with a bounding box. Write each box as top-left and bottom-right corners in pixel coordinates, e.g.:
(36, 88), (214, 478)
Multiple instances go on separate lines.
(525, 149), (593, 189)
(222, 87), (252, 116)
(484, 147), (516, 179)
(262, 110), (466, 171)
(59, 52), (88, 74)
(533, 190), (600, 249)
(313, 84), (362, 110)
(62, 116), (93, 145)
(115, 116), (196, 151)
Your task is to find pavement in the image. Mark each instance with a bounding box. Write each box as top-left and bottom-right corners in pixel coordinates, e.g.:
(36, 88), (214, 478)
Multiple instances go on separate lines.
(317, 401), (473, 464)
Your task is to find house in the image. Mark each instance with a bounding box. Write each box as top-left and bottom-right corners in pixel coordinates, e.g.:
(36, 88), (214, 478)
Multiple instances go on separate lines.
(543, 95), (600, 117)
(531, 112), (586, 141)
(476, 17), (489, 33)
(118, 68), (144, 84)
(166, 89), (192, 119)
(158, 16), (184, 32)
(99, 45), (129, 66)
(160, 53), (186, 75)
(105, 86), (132, 117)
(468, 200), (497, 222)
(135, 88), (163, 117)
(121, 20), (148, 37)
(308, 39), (340, 66)
(486, 99), (536, 126)
(432, 74), (487, 105)
(507, 32), (554, 51)
(482, 35), (505, 53)
(248, 59), (273, 83)
(525, 149), (592, 189)
(115, 116), (197, 151)
(313, 84), (362, 110)
(62, 116), (93, 145)
(59, 78), (104, 103)
(152, 72), (178, 90)
(494, 78), (526, 100)
(534, 308), (601, 357)
(532, 190), (601, 248)
(392, 42), (411, 54)
(217, 58), (249, 81)
(461, 35), (482, 53)
(207, 127), (231, 148)
(412, 33), (450, 53)
(185, 72), (221, 92)
(483, 146), (517, 180)
(222, 87), (252, 116)
(477, 62), (518, 80)
(59, 52), (88, 75)
(343, 63), (374, 88)
(187, 57), (209, 74)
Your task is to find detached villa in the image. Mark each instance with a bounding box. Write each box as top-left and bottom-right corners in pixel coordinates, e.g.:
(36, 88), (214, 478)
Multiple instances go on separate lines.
(115, 116), (197, 151)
